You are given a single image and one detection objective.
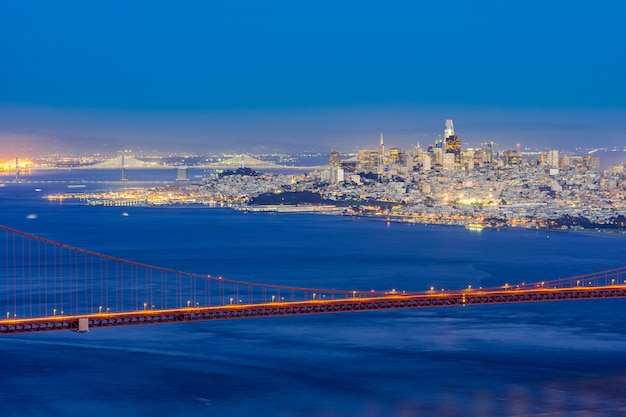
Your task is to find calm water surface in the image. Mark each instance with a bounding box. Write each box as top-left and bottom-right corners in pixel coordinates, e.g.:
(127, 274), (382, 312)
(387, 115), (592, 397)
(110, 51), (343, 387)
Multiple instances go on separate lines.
(1, 171), (626, 416)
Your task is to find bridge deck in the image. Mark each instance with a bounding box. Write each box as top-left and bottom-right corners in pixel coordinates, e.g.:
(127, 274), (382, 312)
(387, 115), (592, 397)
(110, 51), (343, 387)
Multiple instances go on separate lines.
(3, 285), (626, 334)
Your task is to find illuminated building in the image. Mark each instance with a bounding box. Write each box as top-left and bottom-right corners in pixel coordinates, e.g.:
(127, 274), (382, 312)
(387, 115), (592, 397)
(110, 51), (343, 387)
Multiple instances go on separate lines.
(358, 149), (379, 173)
(389, 147), (407, 166)
(486, 141), (494, 164)
(329, 151), (341, 168)
(583, 155), (601, 170)
(341, 160), (357, 173)
(421, 154), (431, 172)
(321, 167), (344, 184)
(323, 152), (345, 183)
(433, 148), (443, 166)
(462, 149), (475, 170)
(331, 167), (344, 183)
(389, 147), (401, 164)
(548, 150), (559, 168)
(442, 153), (455, 171)
(443, 119), (461, 165)
(502, 150), (522, 166)
(445, 135), (461, 164)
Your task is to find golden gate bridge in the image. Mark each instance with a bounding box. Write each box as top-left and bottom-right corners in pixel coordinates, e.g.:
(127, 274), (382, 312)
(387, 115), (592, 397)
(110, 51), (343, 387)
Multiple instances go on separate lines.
(1, 224), (626, 334)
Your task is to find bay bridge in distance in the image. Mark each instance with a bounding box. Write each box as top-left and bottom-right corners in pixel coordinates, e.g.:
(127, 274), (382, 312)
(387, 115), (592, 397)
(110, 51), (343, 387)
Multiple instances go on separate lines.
(1, 224), (625, 335)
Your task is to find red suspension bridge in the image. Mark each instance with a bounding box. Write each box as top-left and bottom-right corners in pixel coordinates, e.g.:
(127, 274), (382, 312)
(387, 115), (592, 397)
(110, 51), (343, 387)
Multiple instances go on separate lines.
(2, 225), (626, 334)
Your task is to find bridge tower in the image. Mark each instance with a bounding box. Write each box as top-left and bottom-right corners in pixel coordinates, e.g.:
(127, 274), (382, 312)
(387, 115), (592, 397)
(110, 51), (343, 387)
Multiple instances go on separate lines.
(14, 157), (20, 182)
(121, 154), (127, 181)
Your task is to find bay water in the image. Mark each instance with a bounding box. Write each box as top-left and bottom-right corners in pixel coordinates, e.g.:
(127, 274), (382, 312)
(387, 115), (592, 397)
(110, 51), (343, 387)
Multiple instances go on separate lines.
(1, 170), (626, 416)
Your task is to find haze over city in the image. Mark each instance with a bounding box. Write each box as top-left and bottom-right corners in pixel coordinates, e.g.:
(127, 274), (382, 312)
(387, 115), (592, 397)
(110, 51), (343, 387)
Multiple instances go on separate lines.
(1, 1), (625, 157)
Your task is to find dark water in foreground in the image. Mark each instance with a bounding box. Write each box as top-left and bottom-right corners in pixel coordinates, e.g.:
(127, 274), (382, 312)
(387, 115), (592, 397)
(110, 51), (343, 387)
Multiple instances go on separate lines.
(1, 172), (626, 416)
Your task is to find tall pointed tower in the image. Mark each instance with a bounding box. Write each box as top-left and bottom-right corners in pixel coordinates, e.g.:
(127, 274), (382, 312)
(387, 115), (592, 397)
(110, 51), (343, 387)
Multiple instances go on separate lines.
(444, 119), (454, 139)
(378, 132), (385, 177)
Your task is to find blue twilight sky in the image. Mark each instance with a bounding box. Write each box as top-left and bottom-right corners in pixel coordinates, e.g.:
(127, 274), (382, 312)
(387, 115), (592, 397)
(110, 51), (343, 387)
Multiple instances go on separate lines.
(1, 0), (625, 157)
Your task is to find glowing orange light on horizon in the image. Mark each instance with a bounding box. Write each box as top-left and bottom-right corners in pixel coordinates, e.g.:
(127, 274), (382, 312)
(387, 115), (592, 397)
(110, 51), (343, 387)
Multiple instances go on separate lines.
(0, 158), (32, 171)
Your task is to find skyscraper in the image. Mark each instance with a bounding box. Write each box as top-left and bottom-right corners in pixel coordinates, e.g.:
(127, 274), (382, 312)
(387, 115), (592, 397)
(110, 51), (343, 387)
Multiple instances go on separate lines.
(442, 153), (455, 171)
(486, 141), (494, 164)
(445, 135), (461, 163)
(444, 119), (461, 165)
(358, 149), (379, 173)
(329, 151), (341, 168)
(328, 151), (344, 183)
(548, 150), (559, 168)
(378, 132), (385, 177)
(444, 119), (454, 139)
(421, 154), (431, 172)
(389, 148), (402, 164)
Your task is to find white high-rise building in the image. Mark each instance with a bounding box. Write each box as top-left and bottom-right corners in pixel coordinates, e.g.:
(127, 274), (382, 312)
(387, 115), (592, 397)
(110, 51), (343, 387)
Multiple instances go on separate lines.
(548, 150), (559, 168)
(330, 167), (344, 183)
(322, 167), (345, 184)
(444, 119), (454, 139)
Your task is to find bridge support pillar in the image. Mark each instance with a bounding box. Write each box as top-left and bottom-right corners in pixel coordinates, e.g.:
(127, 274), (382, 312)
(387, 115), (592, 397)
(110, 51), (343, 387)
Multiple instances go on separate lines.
(78, 318), (89, 333)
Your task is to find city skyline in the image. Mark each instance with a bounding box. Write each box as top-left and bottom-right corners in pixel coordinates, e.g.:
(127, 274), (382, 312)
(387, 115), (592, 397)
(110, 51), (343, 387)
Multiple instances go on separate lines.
(1, 1), (625, 156)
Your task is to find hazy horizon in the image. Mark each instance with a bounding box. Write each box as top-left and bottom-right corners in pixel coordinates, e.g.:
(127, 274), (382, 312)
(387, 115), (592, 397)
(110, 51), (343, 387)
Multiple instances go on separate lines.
(1, 1), (625, 158)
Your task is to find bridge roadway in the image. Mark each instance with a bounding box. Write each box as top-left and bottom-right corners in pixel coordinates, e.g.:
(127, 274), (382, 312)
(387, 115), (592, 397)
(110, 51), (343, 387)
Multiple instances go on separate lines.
(3, 284), (626, 334)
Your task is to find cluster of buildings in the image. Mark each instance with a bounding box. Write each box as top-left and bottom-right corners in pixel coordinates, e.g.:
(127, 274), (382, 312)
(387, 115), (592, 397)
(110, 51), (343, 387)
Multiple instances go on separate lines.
(314, 120), (623, 229)
(321, 119), (600, 185)
(45, 119), (626, 232)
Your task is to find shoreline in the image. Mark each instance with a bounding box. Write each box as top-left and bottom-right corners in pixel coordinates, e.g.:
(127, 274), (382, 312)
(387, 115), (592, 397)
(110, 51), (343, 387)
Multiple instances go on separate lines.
(40, 188), (626, 237)
(118, 201), (626, 237)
